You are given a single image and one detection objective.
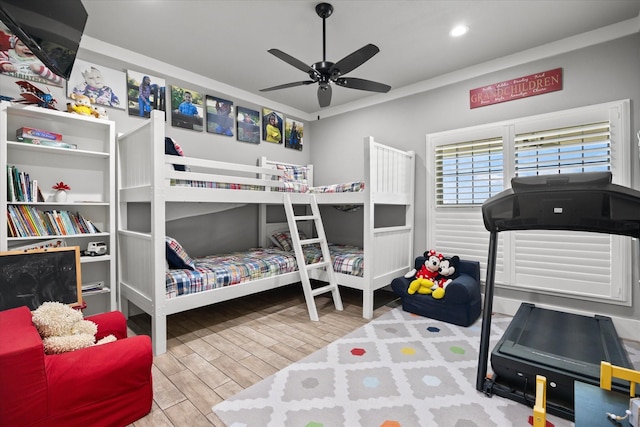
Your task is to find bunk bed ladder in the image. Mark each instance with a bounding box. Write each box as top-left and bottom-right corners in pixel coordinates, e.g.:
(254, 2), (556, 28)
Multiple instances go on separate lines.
(284, 193), (344, 321)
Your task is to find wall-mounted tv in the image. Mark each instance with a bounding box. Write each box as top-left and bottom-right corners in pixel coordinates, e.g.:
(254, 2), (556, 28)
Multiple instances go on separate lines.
(0, 0), (87, 80)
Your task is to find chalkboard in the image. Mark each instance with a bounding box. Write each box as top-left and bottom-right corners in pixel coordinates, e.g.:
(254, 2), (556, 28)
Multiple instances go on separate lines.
(0, 246), (82, 311)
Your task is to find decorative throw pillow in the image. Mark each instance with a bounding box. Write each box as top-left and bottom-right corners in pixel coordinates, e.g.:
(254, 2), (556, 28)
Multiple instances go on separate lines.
(276, 164), (308, 183)
(165, 236), (195, 270)
(165, 137), (186, 171)
(270, 230), (308, 252)
(269, 232), (286, 250)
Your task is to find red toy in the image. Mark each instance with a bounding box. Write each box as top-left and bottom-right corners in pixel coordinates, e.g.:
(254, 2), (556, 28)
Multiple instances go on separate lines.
(14, 80), (57, 109)
(406, 249), (443, 295)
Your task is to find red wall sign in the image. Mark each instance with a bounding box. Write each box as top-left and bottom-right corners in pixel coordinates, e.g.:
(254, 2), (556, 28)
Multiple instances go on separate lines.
(470, 68), (563, 109)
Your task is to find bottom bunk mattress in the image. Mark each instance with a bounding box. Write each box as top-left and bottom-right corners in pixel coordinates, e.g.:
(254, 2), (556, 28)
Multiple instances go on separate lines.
(166, 244), (363, 299)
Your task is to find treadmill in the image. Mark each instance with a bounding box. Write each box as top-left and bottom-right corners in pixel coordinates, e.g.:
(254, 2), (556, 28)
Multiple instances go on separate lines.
(476, 171), (640, 420)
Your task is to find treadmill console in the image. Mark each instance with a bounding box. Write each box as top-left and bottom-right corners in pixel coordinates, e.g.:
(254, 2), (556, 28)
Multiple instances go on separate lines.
(482, 171), (640, 237)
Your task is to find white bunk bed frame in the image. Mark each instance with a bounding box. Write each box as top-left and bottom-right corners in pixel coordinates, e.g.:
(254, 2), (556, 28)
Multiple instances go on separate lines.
(117, 110), (415, 355)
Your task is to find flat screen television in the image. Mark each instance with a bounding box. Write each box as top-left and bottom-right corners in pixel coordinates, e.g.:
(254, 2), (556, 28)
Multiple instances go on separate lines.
(0, 0), (87, 80)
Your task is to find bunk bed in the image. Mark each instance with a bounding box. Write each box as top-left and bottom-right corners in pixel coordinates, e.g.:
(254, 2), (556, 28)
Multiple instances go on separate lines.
(117, 111), (415, 355)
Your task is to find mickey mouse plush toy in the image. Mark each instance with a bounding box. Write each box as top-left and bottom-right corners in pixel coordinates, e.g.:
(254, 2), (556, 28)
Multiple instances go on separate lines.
(405, 249), (443, 295)
(431, 255), (460, 299)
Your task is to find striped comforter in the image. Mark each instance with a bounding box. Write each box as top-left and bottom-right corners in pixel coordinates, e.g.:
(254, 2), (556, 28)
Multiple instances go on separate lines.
(170, 179), (364, 194)
(166, 244), (364, 299)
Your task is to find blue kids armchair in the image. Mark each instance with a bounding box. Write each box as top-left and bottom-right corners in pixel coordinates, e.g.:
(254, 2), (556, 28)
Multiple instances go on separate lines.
(391, 255), (481, 327)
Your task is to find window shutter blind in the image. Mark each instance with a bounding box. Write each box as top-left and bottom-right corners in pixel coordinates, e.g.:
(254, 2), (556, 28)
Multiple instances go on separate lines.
(427, 100), (631, 304)
(509, 121), (621, 300)
(511, 230), (616, 298)
(431, 135), (506, 282)
(432, 206), (507, 284)
(434, 137), (504, 205)
(514, 121), (611, 176)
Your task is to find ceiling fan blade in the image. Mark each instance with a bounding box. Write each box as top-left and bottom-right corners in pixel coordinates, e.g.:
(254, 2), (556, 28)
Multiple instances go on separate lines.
(335, 77), (391, 93)
(330, 44), (380, 76)
(317, 84), (332, 108)
(267, 49), (320, 78)
(260, 81), (315, 92)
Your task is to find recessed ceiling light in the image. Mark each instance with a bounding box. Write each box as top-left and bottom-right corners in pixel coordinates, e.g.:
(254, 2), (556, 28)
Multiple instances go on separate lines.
(450, 25), (469, 37)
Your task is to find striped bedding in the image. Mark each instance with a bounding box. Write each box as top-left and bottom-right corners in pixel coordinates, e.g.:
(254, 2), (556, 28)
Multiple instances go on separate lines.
(170, 179), (364, 193)
(167, 141), (365, 193)
(166, 244), (364, 299)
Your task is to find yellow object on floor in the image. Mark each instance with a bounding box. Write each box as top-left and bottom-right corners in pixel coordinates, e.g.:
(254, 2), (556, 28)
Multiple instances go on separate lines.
(532, 375), (547, 427)
(600, 360), (640, 397)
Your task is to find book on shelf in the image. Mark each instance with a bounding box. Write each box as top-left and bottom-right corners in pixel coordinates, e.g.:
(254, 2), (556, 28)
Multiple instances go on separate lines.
(6, 206), (102, 237)
(15, 137), (77, 150)
(6, 165), (15, 202)
(18, 205), (40, 235)
(8, 205), (28, 237)
(82, 281), (104, 293)
(6, 165), (39, 202)
(16, 127), (63, 142)
(6, 206), (20, 237)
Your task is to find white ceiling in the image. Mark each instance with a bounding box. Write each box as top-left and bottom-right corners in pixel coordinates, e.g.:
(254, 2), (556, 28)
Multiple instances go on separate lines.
(80, 0), (640, 116)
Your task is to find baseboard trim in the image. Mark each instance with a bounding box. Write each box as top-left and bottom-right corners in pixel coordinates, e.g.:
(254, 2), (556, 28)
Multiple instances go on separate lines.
(490, 296), (639, 341)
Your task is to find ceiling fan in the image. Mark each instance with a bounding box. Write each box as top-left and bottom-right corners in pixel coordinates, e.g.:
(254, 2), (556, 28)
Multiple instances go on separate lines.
(260, 2), (391, 108)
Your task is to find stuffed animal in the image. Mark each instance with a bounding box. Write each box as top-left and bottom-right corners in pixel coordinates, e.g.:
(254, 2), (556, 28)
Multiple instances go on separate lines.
(31, 301), (116, 354)
(66, 93), (95, 116)
(405, 249), (443, 295)
(431, 255), (460, 299)
(91, 105), (109, 119)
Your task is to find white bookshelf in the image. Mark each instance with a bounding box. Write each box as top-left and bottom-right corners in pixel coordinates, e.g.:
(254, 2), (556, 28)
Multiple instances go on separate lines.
(0, 102), (116, 315)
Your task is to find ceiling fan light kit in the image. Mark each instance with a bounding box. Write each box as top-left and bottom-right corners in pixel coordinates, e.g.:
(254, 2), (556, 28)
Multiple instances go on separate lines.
(260, 2), (391, 108)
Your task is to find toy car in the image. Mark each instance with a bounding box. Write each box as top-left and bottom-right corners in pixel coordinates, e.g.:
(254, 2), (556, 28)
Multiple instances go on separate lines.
(85, 241), (107, 256)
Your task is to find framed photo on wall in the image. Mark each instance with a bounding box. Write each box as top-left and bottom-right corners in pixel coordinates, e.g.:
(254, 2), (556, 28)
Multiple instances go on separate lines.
(206, 95), (234, 136)
(170, 85), (204, 131)
(236, 106), (260, 144)
(262, 108), (283, 144)
(284, 118), (303, 151)
(126, 70), (166, 118)
(0, 22), (65, 87)
(67, 59), (126, 109)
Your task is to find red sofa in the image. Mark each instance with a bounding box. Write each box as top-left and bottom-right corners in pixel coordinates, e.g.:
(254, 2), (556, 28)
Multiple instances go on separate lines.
(0, 306), (153, 427)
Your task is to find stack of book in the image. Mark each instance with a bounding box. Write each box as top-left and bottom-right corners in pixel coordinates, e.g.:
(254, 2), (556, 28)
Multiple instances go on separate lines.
(6, 165), (44, 202)
(82, 281), (105, 293)
(6, 205), (101, 238)
(15, 127), (76, 149)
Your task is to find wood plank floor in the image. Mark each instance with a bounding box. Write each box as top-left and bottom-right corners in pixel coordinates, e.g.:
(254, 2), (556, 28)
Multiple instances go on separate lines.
(126, 284), (399, 427)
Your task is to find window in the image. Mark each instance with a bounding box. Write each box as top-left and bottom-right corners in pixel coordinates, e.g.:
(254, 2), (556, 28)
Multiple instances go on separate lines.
(435, 137), (504, 205)
(426, 100), (631, 304)
(514, 121), (611, 177)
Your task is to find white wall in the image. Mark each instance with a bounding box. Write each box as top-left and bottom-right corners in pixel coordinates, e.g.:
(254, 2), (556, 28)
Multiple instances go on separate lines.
(308, 33), (640, 338)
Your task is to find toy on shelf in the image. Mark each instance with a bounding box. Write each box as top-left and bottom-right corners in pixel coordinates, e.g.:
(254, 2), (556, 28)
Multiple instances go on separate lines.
(91, 105), (109, 119)
(67, 93), (109, 119)
(66, 93), (95, 116)
(85, 241), (107, 256)
(14, 80), (57, 109)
